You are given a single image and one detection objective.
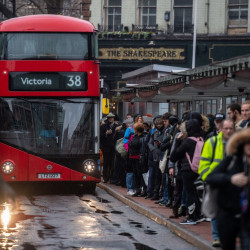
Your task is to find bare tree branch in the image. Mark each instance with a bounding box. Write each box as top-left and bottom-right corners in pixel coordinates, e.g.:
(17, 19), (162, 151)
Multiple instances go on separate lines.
(27, 0), (46, 14)
(0, 2), (14, 18)
(0, 0), (81, 20)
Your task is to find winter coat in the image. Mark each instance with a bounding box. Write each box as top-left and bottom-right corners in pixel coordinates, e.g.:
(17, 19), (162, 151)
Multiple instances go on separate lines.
(206, 155), (244, 216)
(170, 119), (202, 172)
(206, 128), (250, 216)
(160, 126), (173, 153)
(100, 121), (118, 152)
(123, 126), (134, 144)
(198, 132), (225, 181)
(114, 124), (127, 142)
(129, 134), (145, 157)
(145, 128), (155, 166)
(148, 126), (166, 162)
(168, 132), (180, 175)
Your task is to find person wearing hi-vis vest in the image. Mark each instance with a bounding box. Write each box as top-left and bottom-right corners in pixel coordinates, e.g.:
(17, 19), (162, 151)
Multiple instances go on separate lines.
(198, 119), (235, 248)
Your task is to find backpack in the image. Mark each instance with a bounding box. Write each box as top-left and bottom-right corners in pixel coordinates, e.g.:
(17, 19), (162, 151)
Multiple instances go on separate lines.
(185, 137), (204, 173)
(115, 138), (128, 159)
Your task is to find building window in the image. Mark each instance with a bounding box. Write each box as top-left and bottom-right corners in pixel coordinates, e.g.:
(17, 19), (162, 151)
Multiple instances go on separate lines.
(228, 0), (248, 26)
(138, 0), (157, 26)
(195, 100), (204, 114)
(206, 99), (217, 115)
(174, 0), (192, 33)
(104, 0), (122, 31)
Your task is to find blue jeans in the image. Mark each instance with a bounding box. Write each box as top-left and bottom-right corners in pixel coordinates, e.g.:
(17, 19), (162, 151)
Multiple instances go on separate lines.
(126, 172), (134, 190)
(211, 218), (219, 240)
(162, 174), (169, 201)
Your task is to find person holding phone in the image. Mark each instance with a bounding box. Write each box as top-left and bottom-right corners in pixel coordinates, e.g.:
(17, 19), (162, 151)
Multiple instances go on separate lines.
(100, 113), (118, 183)
(148, 118), (166, 200)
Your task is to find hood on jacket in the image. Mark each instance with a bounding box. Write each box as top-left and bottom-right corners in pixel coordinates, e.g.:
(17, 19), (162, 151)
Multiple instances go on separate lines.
(186, 119), (202, 137)
(184, 111), (203, 127)
(226, 128), (250, 156)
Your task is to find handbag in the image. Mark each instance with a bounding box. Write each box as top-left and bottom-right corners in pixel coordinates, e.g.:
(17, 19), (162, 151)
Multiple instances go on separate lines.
(115, 138), (128, 159)
(201, 155), (236, 219)
(159, 150), (168, 173)
(201, 184), (218, 219)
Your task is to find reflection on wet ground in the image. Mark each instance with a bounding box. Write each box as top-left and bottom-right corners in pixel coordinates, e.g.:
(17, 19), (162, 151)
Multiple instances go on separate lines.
(118, 232), (135, 240)
(95, 208), (109, 214)
(134, 242), (157, 250)
(110, 210), (123, 214)
(96, 196), (110, 203)
(0, 238), (16, 249)
(22, 243), (36, 250)
(0, 184), (196, 250)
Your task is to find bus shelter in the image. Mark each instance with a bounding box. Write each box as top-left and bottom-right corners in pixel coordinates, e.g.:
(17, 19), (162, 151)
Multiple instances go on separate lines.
(116, 54), (250, 117)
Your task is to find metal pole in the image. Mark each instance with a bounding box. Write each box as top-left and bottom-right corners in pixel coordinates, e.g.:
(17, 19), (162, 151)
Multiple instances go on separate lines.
(192, 0), (198, 69)
(100, 79), (104, 119)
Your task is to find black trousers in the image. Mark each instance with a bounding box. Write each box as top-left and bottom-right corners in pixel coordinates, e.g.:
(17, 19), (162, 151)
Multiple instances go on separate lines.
(153, 161), (162, 196)
(102, 151), (115, 182)
(130, 158), (146, 192)
(217, 210), (241, 250)
(172, 171), (183, 209)
(181, 170), (201, 219)
(112, 152), (126, 185)
(167, 174), (174, 202)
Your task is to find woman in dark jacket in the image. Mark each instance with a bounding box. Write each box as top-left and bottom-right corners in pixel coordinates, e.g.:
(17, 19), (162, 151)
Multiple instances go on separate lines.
(170, 119), (203, 224)
(206, 128), (250, 250)
(128, 122), (147, 197)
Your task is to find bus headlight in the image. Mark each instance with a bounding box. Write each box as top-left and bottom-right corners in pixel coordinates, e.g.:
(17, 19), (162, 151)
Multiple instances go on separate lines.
(2, 161), (14, 174)
(83, 160), (96, 173)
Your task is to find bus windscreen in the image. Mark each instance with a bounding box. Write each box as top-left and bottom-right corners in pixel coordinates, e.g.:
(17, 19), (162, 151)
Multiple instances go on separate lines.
(0, 98), (96, 155)
(0, 33), (90, 60)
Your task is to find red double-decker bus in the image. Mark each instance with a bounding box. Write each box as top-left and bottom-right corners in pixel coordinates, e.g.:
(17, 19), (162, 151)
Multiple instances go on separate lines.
(0, 15), (100, 191)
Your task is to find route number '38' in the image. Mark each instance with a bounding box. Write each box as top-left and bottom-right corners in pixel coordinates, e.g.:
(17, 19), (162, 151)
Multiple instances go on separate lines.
(67, 75), (82, 87)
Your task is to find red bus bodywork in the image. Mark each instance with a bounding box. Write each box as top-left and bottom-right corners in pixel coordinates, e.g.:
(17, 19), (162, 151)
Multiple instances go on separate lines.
(0, 15), (100, 184)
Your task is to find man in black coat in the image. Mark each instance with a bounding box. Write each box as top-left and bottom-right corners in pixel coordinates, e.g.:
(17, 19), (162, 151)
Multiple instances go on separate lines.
(100, 113), (118, 183)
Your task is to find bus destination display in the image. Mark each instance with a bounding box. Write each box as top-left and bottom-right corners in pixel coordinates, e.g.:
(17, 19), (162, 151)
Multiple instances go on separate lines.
(9, 72), (87, 91)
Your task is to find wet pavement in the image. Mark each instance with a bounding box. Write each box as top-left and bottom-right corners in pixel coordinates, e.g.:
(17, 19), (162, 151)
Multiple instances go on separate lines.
(0, 184), (197, 250)
(98, 182), (216, 250)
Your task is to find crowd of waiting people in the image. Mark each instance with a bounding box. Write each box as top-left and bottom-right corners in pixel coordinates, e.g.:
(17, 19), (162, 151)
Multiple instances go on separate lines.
(100, 100), (250, 250)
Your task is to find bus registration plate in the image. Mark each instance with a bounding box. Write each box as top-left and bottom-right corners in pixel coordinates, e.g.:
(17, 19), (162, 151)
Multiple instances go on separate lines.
(38, 173), (61, 179)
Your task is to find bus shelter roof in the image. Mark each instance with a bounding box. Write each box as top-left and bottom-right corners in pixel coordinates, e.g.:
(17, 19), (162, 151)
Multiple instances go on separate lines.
(115, 54), (250, 102)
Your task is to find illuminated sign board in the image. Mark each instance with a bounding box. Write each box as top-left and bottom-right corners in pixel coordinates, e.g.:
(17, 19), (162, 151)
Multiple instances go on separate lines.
(9, 72), (87, 91)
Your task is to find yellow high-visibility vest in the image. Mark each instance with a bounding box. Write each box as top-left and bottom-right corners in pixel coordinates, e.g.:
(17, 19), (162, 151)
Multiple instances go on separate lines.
(198, 132), (224, 181)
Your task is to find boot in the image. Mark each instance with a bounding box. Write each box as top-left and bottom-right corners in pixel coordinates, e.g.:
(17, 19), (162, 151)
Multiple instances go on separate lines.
(169, 208), (178, 219)
(178, 205), (187, 217)
(165, 200), (172, 208)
